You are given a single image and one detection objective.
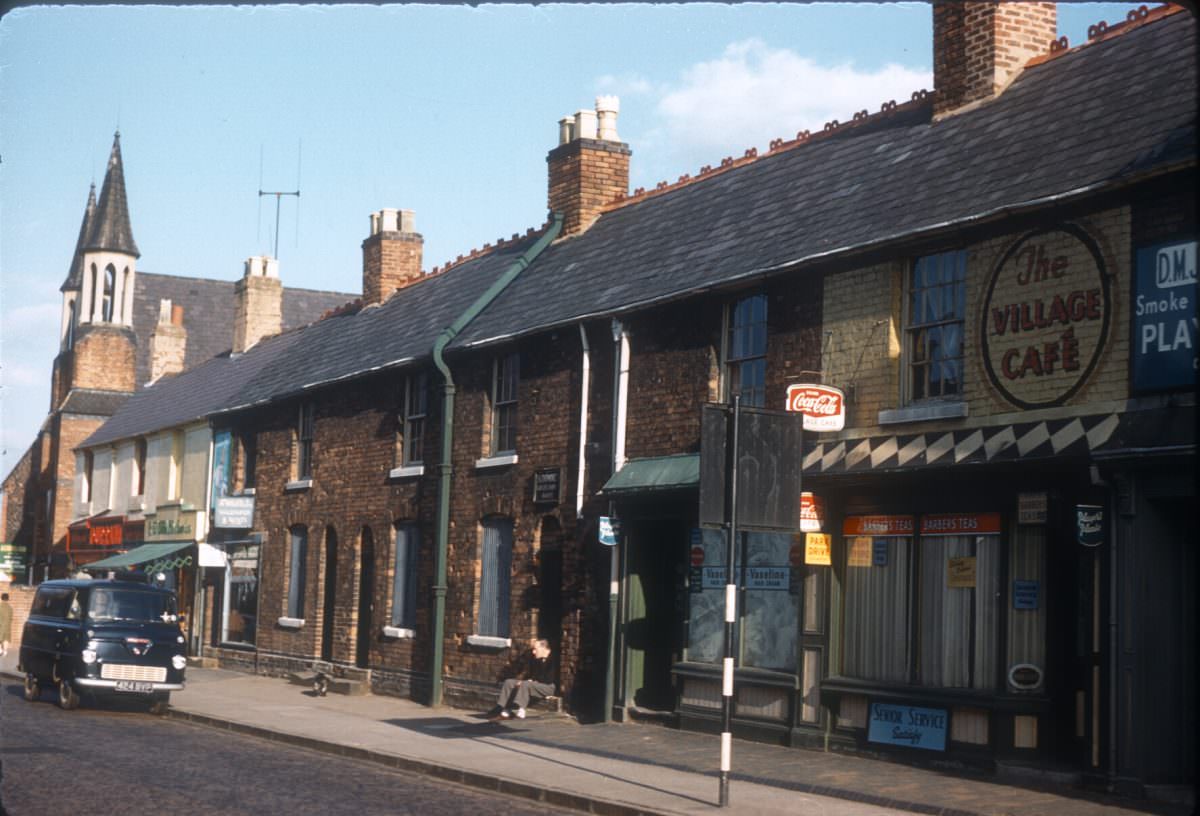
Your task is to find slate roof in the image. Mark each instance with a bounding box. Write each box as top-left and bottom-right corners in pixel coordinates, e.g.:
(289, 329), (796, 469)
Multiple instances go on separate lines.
(453, 10), (1196, 349)
(84, 133), (140, 257)
(61, 184), (97, 292)
(214, 233), (545, 413)
(59, 389), (130, 419)
(81, 330), (306, 448)
(132, 273), (355, 388)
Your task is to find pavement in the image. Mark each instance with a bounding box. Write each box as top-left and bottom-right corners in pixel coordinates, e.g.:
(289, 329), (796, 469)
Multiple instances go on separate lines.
(1, 659), (1190, 816)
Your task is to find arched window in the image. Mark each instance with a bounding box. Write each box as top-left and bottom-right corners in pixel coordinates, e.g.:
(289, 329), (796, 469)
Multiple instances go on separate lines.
(122, 267), (133, 323)
(66, 300), (77, 349)
(102, 264), (116, 322)
(287, 525), (308, 619)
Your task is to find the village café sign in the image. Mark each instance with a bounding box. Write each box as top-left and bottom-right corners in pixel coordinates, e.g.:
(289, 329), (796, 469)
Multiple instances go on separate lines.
(981, 225), (1111, 409)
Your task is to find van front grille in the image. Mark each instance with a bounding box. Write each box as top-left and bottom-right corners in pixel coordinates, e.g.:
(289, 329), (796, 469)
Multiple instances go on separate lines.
(100, 664), (166, 682)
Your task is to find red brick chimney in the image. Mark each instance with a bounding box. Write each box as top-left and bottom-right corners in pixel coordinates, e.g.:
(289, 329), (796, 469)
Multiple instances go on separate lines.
(933, 2), (1057, 117)
(362, 209), (423, 304)
(547, 96), (630, 237)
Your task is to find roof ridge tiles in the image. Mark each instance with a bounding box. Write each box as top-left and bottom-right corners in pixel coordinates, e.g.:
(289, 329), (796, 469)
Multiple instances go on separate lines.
(430, 221), (549, 276)
(602, 90), (935, 213)
(1028, 3), (1183, 69)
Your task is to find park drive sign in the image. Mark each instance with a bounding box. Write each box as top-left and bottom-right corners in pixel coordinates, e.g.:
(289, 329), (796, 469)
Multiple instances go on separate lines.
(785, 384), (845, 431)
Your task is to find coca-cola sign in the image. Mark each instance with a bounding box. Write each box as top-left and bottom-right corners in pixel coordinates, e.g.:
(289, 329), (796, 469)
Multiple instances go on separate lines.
(785, 384), (845, 431)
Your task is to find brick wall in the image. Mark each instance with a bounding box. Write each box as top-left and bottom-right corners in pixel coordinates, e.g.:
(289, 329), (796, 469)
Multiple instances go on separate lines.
(68, 324), (136, 393)
(2, 444), (38, 561)
(0, 583), (36, 651)
(362, 232), (423, 305)
(547, 139), (631, 237)
(233, 275), (283, 353)
(51, 415), (105, 559)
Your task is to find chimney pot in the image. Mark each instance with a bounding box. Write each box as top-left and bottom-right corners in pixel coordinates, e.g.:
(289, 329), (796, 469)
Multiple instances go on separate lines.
(558, 117), (575, 145)
(171, 304), (184, 326)
(596, 95), (620, 141)
(379, 208), (400, 232)
(574, 109), (598, 141)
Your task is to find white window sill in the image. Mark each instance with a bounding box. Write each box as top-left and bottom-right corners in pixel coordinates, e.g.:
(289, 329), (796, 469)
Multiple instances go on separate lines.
(388, 464), (425, 479)
(382, 626), (415, 639)
(474, 453), (518, 470)
(276, 616), (305, 629)
(284, 479), (312, 492)
(878, 401), (968, 426)
(466, 634), (511, 649)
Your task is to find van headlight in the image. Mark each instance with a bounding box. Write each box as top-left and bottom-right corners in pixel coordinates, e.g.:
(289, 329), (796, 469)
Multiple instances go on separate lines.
(81, 649), (98, 664)
(172, 655), (187, 670)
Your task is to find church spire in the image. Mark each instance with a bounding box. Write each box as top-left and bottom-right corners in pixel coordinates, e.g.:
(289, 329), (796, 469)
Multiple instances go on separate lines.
(61, 183), (97, 292)
(84, 131), (139, 257)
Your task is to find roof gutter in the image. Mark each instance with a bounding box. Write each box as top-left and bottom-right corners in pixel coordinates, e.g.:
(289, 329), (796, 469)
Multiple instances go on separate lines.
(427, 211), (563, 707)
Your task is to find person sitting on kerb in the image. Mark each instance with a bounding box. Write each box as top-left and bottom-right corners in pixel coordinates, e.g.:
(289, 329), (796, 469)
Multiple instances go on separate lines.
(486, 639), (555, 720)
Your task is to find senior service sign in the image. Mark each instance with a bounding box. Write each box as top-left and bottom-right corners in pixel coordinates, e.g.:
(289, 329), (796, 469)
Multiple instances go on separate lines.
(981, 226), (1111, 409)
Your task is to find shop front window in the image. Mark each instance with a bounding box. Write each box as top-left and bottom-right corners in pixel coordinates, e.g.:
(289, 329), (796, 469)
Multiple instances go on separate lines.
(841, 514), (1000, 691)
(222, 541), (259, 646)
(686, 528), (798, 672)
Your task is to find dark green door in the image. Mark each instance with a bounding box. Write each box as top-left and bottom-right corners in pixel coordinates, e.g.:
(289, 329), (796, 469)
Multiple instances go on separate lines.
(623, 520), (686, 711)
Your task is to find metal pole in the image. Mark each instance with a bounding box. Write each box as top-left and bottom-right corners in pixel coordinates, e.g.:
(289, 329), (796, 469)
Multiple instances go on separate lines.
(719, 395), (741, 807)
(604, 506), (618, 723)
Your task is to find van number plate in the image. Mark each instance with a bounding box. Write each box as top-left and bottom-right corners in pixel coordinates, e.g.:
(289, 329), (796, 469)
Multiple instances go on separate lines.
(114, 680), (154, 693)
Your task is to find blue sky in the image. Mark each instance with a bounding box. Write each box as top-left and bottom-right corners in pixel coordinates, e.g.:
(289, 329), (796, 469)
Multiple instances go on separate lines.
(0, 2), (1144, 474)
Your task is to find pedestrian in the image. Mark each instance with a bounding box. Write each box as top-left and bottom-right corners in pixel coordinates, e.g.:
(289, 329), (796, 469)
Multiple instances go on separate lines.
(0, 592), (13, 658)
(486, 638), (555, 720)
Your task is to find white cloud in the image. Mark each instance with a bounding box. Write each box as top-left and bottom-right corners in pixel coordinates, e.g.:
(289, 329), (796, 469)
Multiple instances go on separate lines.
(643, 38), (930, 172)
(596, 73), (654, 97)
(3, 300), (60, 335)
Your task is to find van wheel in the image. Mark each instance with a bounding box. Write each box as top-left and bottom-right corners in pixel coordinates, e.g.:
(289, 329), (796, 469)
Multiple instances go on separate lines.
(57, 678), (80, 710)
(148, 692), (170, 715)
(23, 674), (40, 702)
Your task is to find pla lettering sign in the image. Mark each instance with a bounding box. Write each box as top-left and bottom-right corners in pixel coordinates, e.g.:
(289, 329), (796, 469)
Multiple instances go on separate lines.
(981, 226), (1111, 409)
(799, 492), (825, 533)
(214, 495), (255, 529)
(1133, 240), (1197, 392)
(785, 384), (846, 432)
(867, 702), (948, 751)
(532, 468), (562, 505)
(1076, 505), (1104, 548)
(804, 532), (832, 566)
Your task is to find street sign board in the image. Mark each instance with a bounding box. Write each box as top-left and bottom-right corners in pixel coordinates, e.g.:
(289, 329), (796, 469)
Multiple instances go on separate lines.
(785, 384), (845, 431)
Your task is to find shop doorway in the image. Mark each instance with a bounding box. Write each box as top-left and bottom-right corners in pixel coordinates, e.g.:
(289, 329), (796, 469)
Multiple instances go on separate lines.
(537, 516), (563, 651)
(622, 519), (688, 712)
(320, 526), (338, 663)
(355, 527), (375, 669)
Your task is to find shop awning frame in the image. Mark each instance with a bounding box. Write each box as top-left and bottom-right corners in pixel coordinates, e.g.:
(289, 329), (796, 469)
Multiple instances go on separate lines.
(601, 453), (700, 495)
(84, 540), (194, 570)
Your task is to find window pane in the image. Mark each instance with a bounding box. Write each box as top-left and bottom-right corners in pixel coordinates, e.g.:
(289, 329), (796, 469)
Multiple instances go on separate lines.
(842, 535), (910, 683)
(478, 520), (512, 637)
(391, 524), (419, 629)
(740, 532), (798, 671)
(288, 528), (308, 619)
(918, 534), (999, 690)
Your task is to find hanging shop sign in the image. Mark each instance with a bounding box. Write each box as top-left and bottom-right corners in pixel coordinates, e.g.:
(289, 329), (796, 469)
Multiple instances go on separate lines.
(842, 515), (914, 537)
(804, 532), (832, 566)
(799, 492), (825, 532)
(211, 430), (233, 510)
(785, 384), (846, 431)
(145, 503), (198, 542)
(214, 495), (255, 529)
(867, 702), (948, 751)
(197, 541), (228, 568)
(1132, 239), (1197, 392)
(981, 225), (1111, 409)
(598, 516), (617, 546)
(1076, 505), (1104, 547)
(1017, 492), (1048, 525)
(532, 468), (562, 505)
(919, 513), (1002, 536)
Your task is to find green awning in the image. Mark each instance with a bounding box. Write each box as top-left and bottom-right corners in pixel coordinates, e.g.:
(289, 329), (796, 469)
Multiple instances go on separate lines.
(601, 453), (700, 495)
(86, 540), (194, 570)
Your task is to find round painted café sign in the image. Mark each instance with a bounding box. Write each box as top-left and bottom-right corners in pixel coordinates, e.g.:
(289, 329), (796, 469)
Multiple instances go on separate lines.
(981, 225), (1111, 409)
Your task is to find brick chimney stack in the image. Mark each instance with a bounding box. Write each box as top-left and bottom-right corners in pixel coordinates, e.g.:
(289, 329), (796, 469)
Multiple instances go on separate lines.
(149, 300), (187, 381)
(933, 2), (1057, 117)
(362, 209), (423, 305)
(547, 96), (631, 237)
(233, 256), (282, 353)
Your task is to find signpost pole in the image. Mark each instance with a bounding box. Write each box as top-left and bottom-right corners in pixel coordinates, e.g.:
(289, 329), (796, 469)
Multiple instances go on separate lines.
(719, 395), (741, 808)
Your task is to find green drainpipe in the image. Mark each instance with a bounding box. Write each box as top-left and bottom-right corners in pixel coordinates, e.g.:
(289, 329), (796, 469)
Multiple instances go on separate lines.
(429, 212), (563, 707)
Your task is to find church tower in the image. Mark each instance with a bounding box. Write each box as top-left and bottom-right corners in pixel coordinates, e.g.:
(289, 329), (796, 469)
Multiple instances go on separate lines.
(52, 132), (139, 406)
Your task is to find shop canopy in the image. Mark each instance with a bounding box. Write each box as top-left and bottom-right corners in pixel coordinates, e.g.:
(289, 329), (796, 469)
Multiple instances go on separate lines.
(601, 453), (699, 495)
(86, 541), (193, 571)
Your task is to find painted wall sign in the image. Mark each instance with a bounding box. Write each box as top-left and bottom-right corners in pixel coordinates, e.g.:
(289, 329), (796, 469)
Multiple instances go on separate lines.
(214, 495), (255, 529)
(919, 513), (1002, 536)
(867, 702), (948, 751)
(981, 225), (1111, 409)
(1017, 492), (1048, 525)
(1013, 579), (1040, 610)
(1076, 505), (1104, 547)
(947, 556), (977, 588)
(799, 492), (825, 532)
(532, 468), (562, 505)
(785, 384), (846, 431)
(69, 516), (127, 551)
(804, 532), (832, 566)
(1132, 240), (1197, 392)
(842, 515), (914, 536)
(145, 503), (198, 542)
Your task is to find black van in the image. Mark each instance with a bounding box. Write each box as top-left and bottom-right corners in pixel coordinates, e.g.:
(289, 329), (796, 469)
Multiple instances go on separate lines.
(19, 578), (187, 713)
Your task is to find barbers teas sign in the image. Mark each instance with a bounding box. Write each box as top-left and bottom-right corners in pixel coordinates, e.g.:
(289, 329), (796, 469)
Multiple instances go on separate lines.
(982, 226), (1110, 409)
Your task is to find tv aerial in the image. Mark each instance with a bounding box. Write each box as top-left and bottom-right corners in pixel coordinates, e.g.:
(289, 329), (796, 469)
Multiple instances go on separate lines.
(257, 141), (302, 259)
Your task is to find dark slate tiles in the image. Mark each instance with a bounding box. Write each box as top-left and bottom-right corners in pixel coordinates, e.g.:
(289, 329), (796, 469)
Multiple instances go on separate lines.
(60, 390), (130, 418)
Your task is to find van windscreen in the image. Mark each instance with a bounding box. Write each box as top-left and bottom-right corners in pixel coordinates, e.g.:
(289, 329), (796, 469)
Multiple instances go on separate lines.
(88, 589), (178, 623)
